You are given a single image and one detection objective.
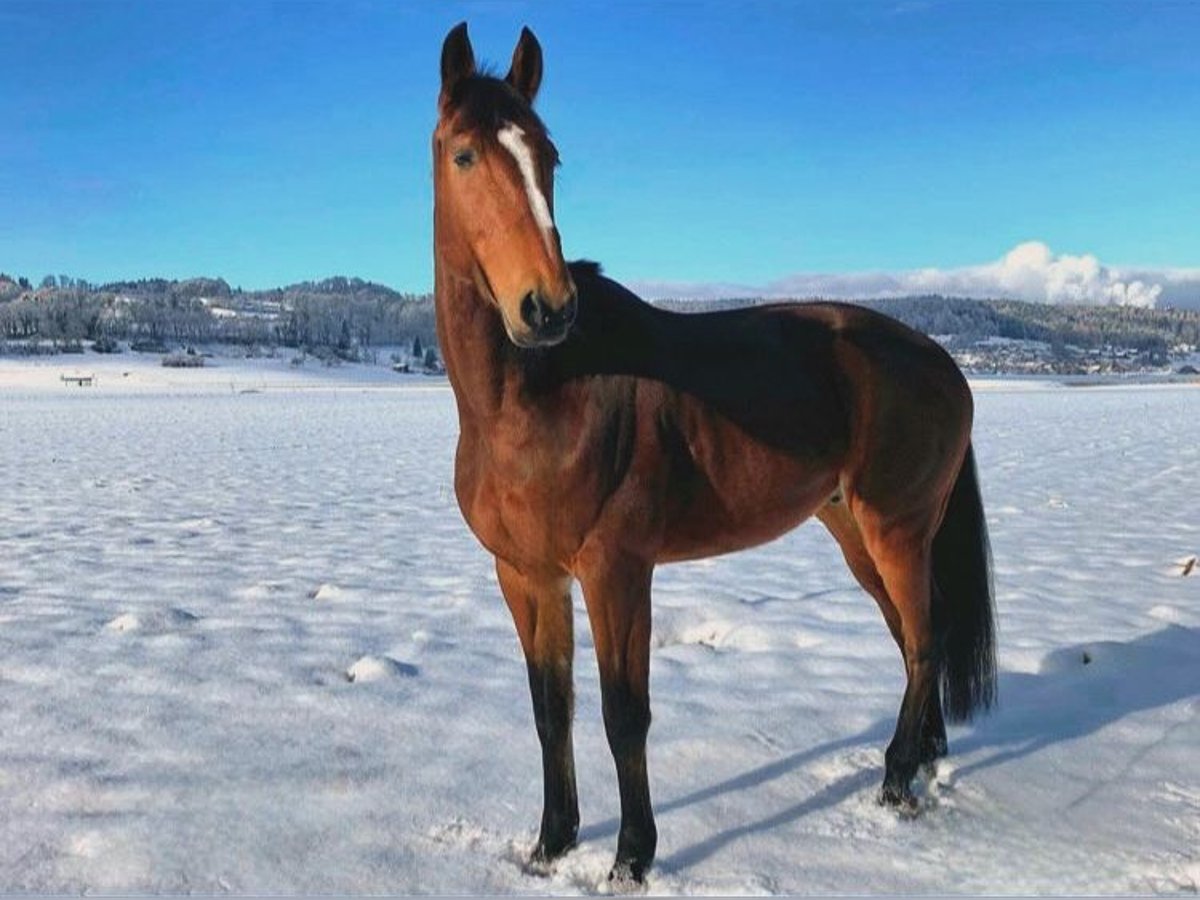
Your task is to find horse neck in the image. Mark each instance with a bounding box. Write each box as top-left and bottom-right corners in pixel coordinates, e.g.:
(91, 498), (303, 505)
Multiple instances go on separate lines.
(434, 259), (517, 420)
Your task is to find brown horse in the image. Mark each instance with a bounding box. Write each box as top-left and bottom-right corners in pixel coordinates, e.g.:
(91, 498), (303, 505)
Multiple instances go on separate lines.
(433, 22), (996, 885)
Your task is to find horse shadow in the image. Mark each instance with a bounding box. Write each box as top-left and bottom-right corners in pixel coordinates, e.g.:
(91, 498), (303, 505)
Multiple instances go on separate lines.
(579, 624), (1200, 873)
(949, 622), (1200, 784)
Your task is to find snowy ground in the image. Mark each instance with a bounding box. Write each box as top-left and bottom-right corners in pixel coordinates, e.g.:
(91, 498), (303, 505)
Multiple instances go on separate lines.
(0, 356), (1197, 894)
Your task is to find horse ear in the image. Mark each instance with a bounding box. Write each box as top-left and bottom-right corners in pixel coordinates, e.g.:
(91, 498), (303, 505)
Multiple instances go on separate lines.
(440, 22), (475, 107)
(505, 26), (543, 104)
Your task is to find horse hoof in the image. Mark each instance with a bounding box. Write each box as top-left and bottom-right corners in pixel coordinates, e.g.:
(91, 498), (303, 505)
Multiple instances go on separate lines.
(526, 836), (577, 875)
(878, 783), (919, 816)
(523, 856), (551, 878)
(609, 859), (649, 892)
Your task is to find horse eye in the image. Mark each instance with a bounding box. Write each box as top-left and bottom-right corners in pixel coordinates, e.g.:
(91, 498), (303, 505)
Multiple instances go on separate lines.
(453, 148), (476, 169)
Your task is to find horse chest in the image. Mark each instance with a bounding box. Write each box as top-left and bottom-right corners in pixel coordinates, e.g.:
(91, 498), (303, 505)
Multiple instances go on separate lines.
(454, 424), (599, 567)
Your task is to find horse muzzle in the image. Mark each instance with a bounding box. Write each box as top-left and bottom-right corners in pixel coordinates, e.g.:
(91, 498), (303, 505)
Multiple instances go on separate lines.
(514, 290), (577, 347)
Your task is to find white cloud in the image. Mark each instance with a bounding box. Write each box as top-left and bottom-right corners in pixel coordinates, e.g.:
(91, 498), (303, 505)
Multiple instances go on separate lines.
(630, 242), (1200, 309)
(1110, 265), (1200, 311)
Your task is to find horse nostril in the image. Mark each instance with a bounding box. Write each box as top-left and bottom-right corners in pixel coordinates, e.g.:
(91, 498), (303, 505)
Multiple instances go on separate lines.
(560, 294), (577, 327)
(520, 292), (544, 329)
(519, 291), (575, 341)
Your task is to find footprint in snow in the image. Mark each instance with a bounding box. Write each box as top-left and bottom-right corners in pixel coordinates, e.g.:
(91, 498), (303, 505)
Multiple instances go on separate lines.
(653, 611), (776, 652)
(430, 822), (626, 895)
(310, 583), (349, 602)
(105, 608), (199, 634)
(345, 655), (419, 683)
(235, 581), (287, 602)
(429, 818), (501, 852)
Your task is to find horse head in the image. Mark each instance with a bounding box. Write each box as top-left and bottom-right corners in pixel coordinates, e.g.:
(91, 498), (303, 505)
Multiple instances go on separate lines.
(434, 23), (577, 348)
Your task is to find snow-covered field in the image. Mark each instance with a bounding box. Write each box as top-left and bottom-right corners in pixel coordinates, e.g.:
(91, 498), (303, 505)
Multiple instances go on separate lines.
(0, 355), (1197, 894)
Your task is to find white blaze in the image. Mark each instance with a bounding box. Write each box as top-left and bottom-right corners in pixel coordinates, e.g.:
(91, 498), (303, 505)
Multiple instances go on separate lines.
(497, 122), (556, 253)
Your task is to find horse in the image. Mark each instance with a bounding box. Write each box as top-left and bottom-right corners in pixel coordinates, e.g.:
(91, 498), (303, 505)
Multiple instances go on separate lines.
(432, 22), (996, 885)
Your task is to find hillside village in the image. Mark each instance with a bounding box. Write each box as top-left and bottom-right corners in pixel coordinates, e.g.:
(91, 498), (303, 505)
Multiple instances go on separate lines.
(2, 272), (1198, 377)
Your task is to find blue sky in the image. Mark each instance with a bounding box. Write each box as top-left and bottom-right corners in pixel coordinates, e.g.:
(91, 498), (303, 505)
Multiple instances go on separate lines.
(1, 1), (1197, 296)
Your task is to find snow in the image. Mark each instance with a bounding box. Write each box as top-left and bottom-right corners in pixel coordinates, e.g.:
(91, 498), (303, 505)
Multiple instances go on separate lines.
(0, 350), (427, 395)
(0, 356), (1197, 893)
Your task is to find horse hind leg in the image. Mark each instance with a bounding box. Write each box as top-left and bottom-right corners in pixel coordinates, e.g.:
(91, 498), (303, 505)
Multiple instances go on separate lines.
(818, 501), (901, 639)
(863, 522), (943, 810)
(921, 588), (950, 768)
(819, 502), (945, 807)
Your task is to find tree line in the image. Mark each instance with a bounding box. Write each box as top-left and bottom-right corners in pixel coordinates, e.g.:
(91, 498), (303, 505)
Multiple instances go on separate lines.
(854, 295), (1200, 359)
(0, 272), (437, 358)
(4, 270), (1198, 362)
(658, 293), (1200, 360)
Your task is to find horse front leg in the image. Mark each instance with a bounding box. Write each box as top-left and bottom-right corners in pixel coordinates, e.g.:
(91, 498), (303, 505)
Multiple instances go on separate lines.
(578, 553), (657, 886)
(495, 558), (579, 868)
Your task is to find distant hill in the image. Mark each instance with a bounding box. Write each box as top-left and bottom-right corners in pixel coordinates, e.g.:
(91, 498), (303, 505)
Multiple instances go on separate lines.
(0, 273), (436, 362)
(655, 294), (1200, 374)
(2, 272), (1198, 374)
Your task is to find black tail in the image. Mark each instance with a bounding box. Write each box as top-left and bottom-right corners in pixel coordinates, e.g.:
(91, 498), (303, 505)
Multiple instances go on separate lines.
(932, 443), (997, 722)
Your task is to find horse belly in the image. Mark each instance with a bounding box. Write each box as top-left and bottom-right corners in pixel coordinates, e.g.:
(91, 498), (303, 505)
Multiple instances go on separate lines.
(657, 447), (837, 563)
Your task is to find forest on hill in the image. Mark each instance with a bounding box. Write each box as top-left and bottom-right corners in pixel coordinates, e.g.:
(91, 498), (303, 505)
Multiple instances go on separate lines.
(661, 293), (1200, 363)
(2, 272), (1198, 373)
(0, 273), (436, 361)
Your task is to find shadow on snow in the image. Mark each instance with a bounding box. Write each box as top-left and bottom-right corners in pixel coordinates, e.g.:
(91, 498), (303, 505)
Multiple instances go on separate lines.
(577, 624), (1200, 873)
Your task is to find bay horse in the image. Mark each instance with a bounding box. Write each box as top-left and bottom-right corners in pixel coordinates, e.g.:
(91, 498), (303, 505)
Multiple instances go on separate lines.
(433, 22), (996, 885)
